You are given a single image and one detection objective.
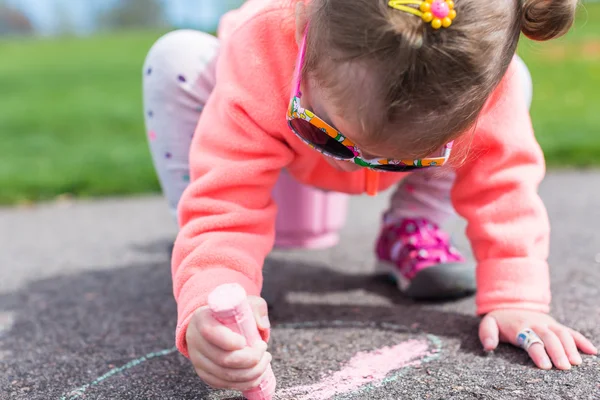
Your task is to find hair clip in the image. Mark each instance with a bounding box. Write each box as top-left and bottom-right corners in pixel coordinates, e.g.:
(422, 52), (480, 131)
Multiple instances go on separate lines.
(388, 0), (457, 29)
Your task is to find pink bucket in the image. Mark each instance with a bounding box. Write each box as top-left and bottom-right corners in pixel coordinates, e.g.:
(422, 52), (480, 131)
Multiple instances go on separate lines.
(272, 171), (349, 250)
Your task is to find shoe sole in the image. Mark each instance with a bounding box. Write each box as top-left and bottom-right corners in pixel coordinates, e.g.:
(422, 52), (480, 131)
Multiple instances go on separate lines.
(375, 260), (476, 300)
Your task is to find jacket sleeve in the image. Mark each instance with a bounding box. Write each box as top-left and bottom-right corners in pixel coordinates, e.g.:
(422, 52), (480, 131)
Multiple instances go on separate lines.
(452, 60), (552, 316)
(171, 12), (296, 357)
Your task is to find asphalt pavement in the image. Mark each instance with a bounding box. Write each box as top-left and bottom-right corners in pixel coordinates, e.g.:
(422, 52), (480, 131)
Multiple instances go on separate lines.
(1, 171), (599, 400)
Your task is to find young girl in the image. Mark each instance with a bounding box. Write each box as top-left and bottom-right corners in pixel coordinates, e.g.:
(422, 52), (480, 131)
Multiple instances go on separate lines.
(142, 0), (597, 391)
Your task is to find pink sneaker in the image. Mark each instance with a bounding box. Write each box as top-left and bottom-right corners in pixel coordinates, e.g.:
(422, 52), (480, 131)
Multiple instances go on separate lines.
(375, 215), (475, 299)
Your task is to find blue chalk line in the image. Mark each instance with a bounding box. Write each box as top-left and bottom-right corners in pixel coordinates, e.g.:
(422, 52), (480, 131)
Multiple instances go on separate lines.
(59, 346), (178, 400)
(60, 321), (442, 400)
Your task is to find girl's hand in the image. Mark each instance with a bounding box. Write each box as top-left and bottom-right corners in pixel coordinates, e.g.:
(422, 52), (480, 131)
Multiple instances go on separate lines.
(479, 309), (598, 370)
(186, 296), (272, 390)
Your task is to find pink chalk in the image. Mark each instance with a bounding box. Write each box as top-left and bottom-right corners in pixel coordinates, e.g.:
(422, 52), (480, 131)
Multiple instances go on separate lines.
(279, 340), (431, 399)
(208, 284), (276, 400)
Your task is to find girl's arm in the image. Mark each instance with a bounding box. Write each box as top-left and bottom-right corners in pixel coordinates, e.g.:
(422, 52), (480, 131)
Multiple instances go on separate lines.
(171, 10), (296, 358)
(452, 59), (551, 316)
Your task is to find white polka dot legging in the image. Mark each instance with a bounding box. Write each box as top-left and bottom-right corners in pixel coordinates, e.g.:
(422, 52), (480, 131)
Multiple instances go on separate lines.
(142, 30), (533, 246)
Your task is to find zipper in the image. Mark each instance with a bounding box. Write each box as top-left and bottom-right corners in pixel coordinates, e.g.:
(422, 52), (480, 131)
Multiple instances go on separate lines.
(365, 169), (379, 196)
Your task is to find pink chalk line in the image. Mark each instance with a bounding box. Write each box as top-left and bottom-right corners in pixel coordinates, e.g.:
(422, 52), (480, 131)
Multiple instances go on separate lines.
(275, 321), (443, 400)
(60, 320), (442, 400)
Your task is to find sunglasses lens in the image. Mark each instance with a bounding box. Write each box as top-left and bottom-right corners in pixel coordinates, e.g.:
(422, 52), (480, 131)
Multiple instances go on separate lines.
(290, 118), (354, 159)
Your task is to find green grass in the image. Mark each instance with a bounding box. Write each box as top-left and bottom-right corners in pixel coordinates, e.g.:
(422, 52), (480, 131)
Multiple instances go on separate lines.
(0, 5), (599, 204)
(0, 31), (167, 204)
(518, 3), (600, 168)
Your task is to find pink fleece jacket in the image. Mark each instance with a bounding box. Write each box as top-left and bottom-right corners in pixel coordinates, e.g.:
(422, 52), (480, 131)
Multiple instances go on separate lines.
(172, 0), (551, 357)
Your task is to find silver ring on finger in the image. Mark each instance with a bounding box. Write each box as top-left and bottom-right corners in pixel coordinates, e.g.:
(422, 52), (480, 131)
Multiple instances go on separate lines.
(516, 328), (544, 351)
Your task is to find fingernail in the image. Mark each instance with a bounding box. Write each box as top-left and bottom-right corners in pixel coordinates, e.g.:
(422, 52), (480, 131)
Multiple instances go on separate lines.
(573, 355), (583, 365)
(260, 316), (271, 329)
(483, 339), (495, 351)
(541, 358), (552, 369)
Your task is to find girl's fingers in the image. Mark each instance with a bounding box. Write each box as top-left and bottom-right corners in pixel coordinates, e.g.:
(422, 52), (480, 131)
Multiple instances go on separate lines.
(537, 328), (571, 370)
(221, 341), (268, 369)
(568, 328), (598, 355)
(479, 314), (500, 351)
(248, 296), (271, 343)
(195, 366), (270, 392)
(193, 348), (272, 384)
(194, 308), (247, 351)
(550, 326), (582, 365)
(248, 296), (271, 330)
(196, 334), (267, 369)
(527, 342), (552, 370)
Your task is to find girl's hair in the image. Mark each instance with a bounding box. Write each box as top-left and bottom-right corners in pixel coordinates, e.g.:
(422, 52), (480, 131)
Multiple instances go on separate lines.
(302, 0), (578, 157)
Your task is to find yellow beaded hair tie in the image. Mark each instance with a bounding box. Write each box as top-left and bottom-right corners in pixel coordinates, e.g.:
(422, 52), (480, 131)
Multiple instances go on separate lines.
(388, 0), (456, 29)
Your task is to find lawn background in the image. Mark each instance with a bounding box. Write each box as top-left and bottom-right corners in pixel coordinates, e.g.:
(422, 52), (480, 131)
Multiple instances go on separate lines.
(0, 4), (599, 204)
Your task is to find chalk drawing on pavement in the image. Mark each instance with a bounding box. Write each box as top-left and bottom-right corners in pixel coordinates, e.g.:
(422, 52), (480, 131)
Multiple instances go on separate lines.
(275, 321), (443, 400)
(59, 346), (178, 400)
(59, 320), (443, 400)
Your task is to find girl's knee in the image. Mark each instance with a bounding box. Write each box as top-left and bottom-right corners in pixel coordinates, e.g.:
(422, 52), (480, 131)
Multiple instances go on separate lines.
(143, 30), (219, 76)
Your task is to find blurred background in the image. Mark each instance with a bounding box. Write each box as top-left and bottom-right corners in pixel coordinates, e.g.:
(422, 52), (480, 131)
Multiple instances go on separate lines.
(0, 0), (598, 204)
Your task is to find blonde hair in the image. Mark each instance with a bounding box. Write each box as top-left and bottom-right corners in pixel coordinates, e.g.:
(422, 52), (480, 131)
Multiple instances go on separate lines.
(301, 0), (577, 157)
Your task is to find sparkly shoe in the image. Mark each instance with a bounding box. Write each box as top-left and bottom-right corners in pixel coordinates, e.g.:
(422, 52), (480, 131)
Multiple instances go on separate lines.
(375, 215), (476, 300)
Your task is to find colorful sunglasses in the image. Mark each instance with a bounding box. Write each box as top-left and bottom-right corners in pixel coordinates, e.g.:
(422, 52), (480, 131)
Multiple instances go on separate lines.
(286, 29), (453, 172)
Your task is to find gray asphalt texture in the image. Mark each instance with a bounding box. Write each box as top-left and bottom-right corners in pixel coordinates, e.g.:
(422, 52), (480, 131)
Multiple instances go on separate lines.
(1, 171), (599, 400)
